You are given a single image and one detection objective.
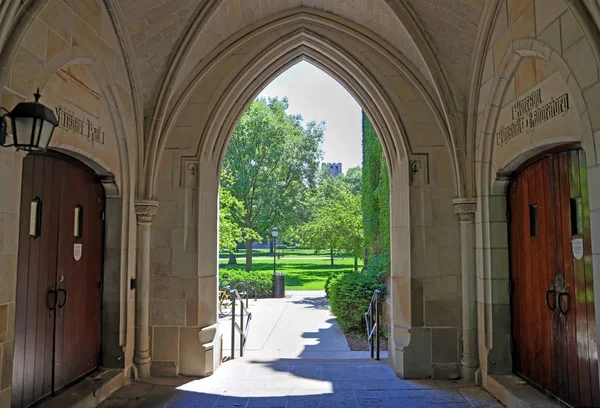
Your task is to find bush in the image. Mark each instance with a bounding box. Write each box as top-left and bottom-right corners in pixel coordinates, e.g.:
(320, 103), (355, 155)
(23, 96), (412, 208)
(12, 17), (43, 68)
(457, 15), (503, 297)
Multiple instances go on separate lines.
(328, 271), (385, 333)
(324, 269), (351, 297)
(365, 252), (390, 282)
(220, 270), (273, 298)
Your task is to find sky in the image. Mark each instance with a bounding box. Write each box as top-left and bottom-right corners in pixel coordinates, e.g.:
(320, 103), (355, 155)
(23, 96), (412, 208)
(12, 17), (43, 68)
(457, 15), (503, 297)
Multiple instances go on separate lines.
(258, 61), (363, 170)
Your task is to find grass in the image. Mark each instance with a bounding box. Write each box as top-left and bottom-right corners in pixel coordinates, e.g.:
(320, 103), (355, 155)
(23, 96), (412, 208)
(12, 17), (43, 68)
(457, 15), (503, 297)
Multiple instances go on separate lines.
(219, 249), (362, 290)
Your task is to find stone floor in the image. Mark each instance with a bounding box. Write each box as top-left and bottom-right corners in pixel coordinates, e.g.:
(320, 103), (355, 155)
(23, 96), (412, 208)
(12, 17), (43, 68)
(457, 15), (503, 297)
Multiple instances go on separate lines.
(98, 359), (504, 407)
(97, 291), (503, 407)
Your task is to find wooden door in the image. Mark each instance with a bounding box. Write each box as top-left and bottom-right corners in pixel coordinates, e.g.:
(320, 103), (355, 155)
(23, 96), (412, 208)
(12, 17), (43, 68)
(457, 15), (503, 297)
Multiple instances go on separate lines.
(53, 157), (104, 390)
(509, 149), (600, 407)
(12, 154), (104, 408)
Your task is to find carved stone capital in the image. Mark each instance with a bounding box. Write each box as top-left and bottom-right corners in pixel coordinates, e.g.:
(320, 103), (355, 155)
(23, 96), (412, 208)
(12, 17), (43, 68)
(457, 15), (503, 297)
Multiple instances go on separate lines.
(135, 200), (159, 223)
(452, 198), (477, 222)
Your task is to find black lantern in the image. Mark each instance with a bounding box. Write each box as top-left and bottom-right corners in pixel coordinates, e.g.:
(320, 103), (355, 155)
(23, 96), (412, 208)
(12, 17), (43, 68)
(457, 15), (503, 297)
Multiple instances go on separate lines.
(271, 226), (279, 239)
(0, 89), (59, 152)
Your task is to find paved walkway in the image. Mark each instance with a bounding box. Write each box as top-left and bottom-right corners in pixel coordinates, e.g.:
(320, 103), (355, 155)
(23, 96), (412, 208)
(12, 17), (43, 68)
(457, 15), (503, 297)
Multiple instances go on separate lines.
(222, 291), (381, 359)
(99, 359), (504, 407)
(97, 291), (503, 407)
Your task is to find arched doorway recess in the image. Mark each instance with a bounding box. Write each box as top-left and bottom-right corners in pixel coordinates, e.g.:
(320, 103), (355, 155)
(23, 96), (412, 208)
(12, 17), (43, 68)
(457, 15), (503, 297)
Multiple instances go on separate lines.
(475, 30), (600, 403)
(145, 9), (467, 381)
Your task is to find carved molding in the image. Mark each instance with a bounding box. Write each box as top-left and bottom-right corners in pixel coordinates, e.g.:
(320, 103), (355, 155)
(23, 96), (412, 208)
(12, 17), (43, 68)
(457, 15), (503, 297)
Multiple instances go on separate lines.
(452, 198), (477, 221)
(135, 200), (159, 223)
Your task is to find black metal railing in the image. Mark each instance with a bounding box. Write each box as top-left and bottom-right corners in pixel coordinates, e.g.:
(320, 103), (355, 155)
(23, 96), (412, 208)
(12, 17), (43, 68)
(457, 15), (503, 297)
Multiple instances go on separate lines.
(245, 278), (258, 302)
(365, 289), (381, 360)
(230, 289), (252, 359)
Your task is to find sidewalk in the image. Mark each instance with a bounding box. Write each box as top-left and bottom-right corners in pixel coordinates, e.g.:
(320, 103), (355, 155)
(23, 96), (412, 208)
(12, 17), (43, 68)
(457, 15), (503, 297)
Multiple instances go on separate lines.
(221, 291), (386, 359)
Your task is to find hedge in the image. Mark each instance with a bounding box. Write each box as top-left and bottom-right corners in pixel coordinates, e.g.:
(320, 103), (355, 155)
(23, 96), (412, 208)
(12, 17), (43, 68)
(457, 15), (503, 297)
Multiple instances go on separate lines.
(219, 270), (273, 298)
(327, 271), (385, 333)
(324, 269), (351, 297)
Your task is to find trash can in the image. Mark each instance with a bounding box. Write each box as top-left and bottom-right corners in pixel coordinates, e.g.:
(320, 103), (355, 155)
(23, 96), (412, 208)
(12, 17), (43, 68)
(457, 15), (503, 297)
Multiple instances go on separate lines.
(272, 273), (285, 298)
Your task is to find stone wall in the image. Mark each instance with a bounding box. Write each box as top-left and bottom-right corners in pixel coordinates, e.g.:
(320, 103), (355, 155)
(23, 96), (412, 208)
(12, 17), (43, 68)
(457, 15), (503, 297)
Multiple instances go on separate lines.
(0, 145), (23, 407)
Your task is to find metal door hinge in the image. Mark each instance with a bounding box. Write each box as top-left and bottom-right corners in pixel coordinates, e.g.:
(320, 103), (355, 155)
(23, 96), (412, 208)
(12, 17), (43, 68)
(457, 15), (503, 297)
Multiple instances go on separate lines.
(101, 211), (105, 220)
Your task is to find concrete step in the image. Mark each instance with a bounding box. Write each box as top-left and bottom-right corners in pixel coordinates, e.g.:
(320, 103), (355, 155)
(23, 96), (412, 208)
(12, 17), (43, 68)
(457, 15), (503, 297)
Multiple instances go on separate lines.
(224, 356), (389, 366)
(37, 368), (125, 408)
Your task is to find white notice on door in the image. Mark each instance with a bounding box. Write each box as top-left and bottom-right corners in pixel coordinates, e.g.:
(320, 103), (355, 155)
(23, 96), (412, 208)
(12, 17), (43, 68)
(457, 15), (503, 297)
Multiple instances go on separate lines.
(74, 243), (82, 261)
(572, 238), (584, 260)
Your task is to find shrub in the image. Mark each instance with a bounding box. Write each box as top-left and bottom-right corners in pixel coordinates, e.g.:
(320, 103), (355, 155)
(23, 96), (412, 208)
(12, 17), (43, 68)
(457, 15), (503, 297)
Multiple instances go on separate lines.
(328, 271), (385, 333)
(365, 252), (390, 283)
(220, 270), (273, 298)
(324, 269), (351, 297)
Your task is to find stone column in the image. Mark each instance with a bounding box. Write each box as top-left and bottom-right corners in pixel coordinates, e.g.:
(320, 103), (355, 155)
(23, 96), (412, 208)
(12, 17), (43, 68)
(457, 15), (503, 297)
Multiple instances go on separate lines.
(134, 200), (158, 378)
(453, 198), (478, 383)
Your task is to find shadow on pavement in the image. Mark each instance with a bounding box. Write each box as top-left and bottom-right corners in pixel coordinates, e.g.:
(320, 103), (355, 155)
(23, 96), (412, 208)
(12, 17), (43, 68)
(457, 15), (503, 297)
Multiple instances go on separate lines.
(290, 295), (330, 310)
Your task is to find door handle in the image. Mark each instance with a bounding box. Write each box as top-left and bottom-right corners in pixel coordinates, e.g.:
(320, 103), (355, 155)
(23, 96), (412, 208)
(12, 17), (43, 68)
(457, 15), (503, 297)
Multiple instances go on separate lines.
(47, 286), (58, 317)
(545, 287), (557, 312)
(558, 292), (569, 316)
(57, 288), (67, 316)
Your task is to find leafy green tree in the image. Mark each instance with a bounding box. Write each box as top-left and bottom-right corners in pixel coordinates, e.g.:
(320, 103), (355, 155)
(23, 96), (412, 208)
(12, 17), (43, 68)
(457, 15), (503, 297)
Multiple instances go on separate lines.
(300, 176), (363, 270)
(342, 166), (362, 195)
(222, 97), (324, 271)
(219, 174), (261, 265)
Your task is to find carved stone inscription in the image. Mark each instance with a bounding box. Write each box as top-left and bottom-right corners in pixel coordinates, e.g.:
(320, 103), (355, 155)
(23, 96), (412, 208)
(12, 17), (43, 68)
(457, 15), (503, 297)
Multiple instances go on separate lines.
(496, 88), (570, 147)
(56, 105), (105, 145)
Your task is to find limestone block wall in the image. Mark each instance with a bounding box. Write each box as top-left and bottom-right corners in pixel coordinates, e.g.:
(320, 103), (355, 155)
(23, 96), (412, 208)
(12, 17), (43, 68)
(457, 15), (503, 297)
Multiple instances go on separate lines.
(0, 0), (139, 404)
(404, 145), (462, 379)
(150, 150), (218, 377)
(474, 0), (600, 388)
(0, 146), (24, 407)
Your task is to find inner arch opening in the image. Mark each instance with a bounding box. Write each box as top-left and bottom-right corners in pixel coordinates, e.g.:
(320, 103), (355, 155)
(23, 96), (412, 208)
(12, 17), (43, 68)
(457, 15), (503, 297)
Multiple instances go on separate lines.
(217, 60), (391, 360)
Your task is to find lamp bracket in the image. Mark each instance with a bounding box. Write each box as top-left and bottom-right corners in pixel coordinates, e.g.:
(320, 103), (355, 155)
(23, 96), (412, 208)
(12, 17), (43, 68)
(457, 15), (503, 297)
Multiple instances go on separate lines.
(0, 110), (12, 148)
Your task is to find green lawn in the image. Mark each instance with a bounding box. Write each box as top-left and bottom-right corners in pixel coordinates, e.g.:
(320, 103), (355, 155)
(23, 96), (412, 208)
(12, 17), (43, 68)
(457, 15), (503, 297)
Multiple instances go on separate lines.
(219, 250), (361, 290)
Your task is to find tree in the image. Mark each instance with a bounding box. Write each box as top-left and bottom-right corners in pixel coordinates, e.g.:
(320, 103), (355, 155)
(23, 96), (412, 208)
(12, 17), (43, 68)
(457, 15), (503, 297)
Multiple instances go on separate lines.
(219, 185), (244, 264)
(219, 174), (261, 265)
(222, 97), (324, 271)
(300, 176), (363, 270)
(342, 166), (362, 195)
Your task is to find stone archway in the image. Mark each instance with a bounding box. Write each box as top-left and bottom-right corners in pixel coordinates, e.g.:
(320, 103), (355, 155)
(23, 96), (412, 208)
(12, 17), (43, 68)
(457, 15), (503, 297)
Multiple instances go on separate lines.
(146, 8), (464, 380)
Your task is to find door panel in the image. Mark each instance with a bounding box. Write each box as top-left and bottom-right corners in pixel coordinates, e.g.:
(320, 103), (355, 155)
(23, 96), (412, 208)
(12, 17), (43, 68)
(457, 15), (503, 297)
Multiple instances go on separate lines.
(509, 149), (600, 407)
(12, 154), (104, 408)
(54, 162), (103, 390)
(12, 156), (60, 408)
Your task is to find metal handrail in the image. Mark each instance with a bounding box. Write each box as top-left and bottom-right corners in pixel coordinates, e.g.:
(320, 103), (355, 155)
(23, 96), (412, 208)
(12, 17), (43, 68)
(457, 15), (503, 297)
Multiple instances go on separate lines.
(365, 289), (381, 360)
(245, 278), (258, 302)
(230, 289), (252, 359)
(234, 282), (249, 308)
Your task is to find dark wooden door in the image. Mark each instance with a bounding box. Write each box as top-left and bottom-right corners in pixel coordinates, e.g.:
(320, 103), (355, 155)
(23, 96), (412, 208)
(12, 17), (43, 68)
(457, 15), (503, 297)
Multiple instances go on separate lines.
(509, 149), (600, 407)
(12, 154), (104, 408)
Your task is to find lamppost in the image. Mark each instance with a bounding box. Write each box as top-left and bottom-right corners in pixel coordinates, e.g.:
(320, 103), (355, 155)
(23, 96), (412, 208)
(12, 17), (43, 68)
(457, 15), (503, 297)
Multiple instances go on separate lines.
(271, 227), (279, 274)
(0, 89), (59, 151)
(271, 226), (285, 298)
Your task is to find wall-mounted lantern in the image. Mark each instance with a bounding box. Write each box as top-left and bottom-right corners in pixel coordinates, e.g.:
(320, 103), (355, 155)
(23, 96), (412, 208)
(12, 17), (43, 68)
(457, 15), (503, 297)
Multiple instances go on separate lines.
(0, 89), (59, 152)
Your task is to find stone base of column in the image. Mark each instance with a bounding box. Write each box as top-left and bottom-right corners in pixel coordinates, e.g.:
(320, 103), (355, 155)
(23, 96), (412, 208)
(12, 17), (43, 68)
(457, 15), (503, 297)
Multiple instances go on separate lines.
(461, 359), (480, 383)
(134, 354), (151, 378)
